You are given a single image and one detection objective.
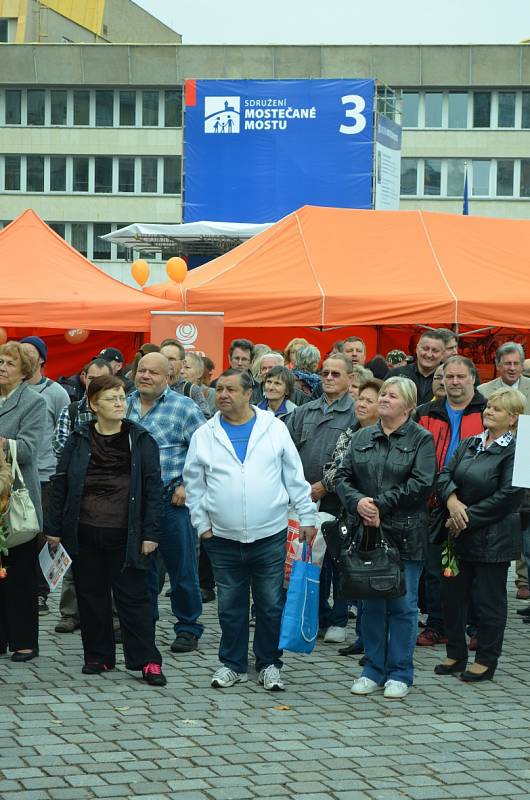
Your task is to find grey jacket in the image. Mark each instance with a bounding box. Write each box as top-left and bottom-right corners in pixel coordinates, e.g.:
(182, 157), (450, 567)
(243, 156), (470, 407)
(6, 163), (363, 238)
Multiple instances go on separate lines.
(0, 382), (47, 528)
(27, 378), (70, 481)
(287, 391), (357, 512)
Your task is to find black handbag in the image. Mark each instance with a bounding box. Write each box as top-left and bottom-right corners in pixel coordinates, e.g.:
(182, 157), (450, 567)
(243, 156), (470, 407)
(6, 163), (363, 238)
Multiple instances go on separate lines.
(337, 524), (405, 600)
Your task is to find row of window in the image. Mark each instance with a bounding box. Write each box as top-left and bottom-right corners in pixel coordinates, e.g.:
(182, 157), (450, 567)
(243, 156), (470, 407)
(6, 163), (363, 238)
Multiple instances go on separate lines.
(0, 88), (183, 128)
(401, 90), (530, 130)
(1, 155), (182, 195)
(400, 158), (530, 199)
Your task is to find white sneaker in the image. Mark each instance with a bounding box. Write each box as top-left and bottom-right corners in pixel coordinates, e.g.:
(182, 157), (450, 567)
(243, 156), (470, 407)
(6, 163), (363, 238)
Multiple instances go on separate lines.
(323, 626), (347, 643)
(258, 665), (285, 691)
(384, 679), (409, 699)
(211, 666), (248, 688)
(350, 676), (382, 695)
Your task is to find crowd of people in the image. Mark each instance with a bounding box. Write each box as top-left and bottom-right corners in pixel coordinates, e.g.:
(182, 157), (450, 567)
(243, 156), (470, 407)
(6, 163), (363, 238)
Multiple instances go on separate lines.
(0, 329), (528, 698)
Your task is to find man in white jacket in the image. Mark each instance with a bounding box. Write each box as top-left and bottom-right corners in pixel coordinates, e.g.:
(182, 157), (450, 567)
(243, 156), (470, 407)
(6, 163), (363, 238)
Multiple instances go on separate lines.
(183, 368), (316, 691)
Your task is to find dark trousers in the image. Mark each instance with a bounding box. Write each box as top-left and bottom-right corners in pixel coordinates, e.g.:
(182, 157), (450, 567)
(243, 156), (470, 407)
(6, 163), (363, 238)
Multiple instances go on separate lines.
(199, 541), (215, 591)
(37, 482), (51, 599)
(441, 559), (509, 670)
(0, 537), (39, 652)
(425, 540), (480, 635)
(72, 525), (161, 670)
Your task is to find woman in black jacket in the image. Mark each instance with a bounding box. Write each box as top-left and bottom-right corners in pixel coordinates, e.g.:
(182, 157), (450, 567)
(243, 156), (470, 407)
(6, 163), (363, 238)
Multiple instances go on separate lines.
(336, 376), (436, 700)
(46, 375), (166, 686)
(435, 387), (525, 682)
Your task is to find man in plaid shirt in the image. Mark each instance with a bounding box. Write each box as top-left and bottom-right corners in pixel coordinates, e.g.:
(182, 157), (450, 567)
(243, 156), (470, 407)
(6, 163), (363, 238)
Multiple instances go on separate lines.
(127, 352), (206, 653)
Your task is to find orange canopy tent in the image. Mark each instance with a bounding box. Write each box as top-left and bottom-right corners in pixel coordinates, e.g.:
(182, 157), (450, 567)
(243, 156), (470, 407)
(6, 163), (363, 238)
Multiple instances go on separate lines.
(144, 205), (530, 330)
(0, 210), (179, 377)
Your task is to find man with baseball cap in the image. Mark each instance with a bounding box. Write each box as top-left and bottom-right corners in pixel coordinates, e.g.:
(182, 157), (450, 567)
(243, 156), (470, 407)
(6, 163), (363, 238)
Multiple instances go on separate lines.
(98, 347), (134, 394)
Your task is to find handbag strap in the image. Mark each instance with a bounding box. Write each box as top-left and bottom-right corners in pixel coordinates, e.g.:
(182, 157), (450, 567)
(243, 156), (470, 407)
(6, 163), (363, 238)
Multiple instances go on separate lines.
(301, 541), (313, 563)
(8, 440), (25, 487)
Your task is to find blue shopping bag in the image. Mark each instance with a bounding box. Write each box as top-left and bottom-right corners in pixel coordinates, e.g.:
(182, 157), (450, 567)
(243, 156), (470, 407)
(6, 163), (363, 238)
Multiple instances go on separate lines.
(279, 543), (320, 654)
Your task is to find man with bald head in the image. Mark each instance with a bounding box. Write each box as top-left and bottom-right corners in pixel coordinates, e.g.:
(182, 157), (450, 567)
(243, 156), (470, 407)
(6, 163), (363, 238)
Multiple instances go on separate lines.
(127, 352), (206, 653)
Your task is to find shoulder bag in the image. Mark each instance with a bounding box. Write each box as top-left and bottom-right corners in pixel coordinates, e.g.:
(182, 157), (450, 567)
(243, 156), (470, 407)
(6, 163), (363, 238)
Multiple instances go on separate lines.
(337, 524), (405, 600)
(4, 440), (40, 549)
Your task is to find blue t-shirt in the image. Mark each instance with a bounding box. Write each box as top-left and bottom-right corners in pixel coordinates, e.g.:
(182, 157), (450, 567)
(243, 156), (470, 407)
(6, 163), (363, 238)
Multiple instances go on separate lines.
(220, 414), (257, 463)
(444, 400), (464, 464)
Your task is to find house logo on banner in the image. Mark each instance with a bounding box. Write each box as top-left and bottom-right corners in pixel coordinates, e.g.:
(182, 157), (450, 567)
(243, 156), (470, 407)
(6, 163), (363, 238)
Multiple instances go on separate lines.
(175, 322), (199, 349)
(204, 97), (241, 133)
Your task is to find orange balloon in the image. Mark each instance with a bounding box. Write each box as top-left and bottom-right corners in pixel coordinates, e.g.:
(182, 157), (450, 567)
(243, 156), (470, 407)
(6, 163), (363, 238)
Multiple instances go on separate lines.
(0, 328), (7, 345)
(65, 329), (89, 344)
(131, 259), (150, 287)
(166, 256), (187, 284)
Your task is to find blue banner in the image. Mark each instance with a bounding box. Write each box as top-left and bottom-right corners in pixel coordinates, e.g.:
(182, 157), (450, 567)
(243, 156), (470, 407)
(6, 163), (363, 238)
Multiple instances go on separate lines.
(184, 79), (375, 222)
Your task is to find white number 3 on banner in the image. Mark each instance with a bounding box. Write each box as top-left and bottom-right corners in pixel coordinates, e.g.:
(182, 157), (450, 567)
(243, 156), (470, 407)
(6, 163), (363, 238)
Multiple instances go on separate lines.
(339, 94), (367, 135)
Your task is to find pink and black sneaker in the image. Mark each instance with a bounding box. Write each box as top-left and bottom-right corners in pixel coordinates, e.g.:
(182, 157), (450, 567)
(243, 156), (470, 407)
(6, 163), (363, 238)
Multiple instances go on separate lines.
(142, 663), (167, 686)
(82, 662), (113, 675)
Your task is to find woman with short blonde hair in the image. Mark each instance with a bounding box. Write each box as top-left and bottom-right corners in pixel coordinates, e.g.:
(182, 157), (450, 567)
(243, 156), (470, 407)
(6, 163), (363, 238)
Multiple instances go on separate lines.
(435, 387), (525, 683)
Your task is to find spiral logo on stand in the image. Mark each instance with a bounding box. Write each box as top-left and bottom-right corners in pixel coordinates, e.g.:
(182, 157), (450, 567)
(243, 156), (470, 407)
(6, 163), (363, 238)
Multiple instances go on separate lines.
(175, 323), (198, 350)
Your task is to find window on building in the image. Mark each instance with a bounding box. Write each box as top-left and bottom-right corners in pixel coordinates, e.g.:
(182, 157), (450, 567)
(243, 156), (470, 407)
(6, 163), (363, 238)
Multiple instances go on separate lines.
(93, 223), (112, 260)
(400, 158), (418, 195)
(50, 90), (68, 125)
(0, 19), (8, 42)
(115, 224), (128, 260)
(5, 90), (21, 124)
(119, 91), (136, 126)
(71, 223), (87, 256)
(447, 159), (466, 197)
(424, 159), (441, 195)
(26, 156), (44, 192)
(163, 156), (181, 194)
(522, 93), (530, 129)
(73, 90), (90, 125)
(424, 93), (443, 127)
(27, 90), (45, 125)
(49, 222), (65, 239)
(165, 89), (182, 127)
(496, 159), (514, 196)
(142, 91), (159, 126)
(473, 92), (491, 128)
(50, 157), (66, 191)
(95, 157), (113, 193)
(4, 156), (21, 190)
(401, 92), (419, 127)
(95, 90), (114, 126)
(118, 157), (135, 192)
(141, 157), (158, 192)
(73, 157), (89, 191)
(447, 92), (468, 128)
(497, 92), (515, 128)
(472, 160), (490, 195)
(520, 160), (530, 198)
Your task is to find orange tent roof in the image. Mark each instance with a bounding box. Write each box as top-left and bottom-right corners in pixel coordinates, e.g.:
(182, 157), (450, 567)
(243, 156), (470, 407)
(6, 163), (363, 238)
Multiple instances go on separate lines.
(0, 210), (178, 331)
(144, 206), (530, 328)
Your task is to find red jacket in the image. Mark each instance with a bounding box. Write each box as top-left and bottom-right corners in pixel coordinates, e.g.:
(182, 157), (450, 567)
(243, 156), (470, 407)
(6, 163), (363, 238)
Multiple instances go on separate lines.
(415, 392), (486, 473)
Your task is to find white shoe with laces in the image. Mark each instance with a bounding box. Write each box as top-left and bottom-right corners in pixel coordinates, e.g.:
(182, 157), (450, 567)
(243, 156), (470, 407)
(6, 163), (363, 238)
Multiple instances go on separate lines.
(258, 664), (285, 691)
(211, 666), (248, 688)
(323, 626), (347, 643)
(384, 679), (409, 699)
(350, 676), (383, 695)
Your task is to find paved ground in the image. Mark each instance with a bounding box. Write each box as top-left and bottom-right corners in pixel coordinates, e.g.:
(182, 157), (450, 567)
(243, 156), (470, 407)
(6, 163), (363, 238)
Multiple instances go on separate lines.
(1, 573), (530, 800)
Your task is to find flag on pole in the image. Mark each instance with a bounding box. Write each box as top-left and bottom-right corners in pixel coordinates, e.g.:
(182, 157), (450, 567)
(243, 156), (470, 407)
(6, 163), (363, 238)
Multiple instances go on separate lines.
(462, 163), (469, 216)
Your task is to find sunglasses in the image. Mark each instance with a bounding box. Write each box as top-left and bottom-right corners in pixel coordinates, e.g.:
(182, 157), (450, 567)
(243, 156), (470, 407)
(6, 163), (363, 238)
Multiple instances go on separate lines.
(321, 370), (343, 378)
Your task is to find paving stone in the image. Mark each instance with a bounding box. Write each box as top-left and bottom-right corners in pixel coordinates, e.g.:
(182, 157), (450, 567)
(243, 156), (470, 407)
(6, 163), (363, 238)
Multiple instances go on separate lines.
(2, 577), (529, 800)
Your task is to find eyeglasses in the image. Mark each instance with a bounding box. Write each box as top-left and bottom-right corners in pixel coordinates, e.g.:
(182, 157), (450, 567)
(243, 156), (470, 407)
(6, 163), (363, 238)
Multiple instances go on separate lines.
(101, 396), (126, 405)
(321, 370), (343, 379)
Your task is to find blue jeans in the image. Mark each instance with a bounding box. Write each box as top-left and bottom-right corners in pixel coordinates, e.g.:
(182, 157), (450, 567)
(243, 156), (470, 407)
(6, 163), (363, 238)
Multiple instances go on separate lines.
(361, 560), (423, 687)
(319, 551), (348, 629)
(203, 529), (286, 674)
(146, 492), (203, 638)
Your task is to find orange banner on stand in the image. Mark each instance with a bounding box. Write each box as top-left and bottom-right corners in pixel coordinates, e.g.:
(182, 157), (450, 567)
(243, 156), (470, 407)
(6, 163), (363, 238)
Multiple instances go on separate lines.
(150, 312), (224, 377)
